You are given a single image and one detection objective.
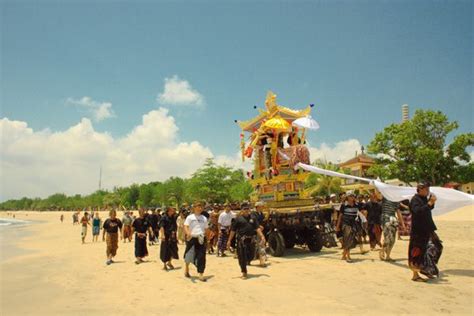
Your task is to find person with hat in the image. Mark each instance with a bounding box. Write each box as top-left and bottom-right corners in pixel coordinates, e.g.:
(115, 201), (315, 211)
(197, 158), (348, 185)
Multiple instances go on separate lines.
(335, 191), (366, 262)
(408, 182), (442, 282)
(159, 206), (179, 271)
(183, 201), (209, 282)
(227, 203), (266, 279)
(217, 202), (235, 257)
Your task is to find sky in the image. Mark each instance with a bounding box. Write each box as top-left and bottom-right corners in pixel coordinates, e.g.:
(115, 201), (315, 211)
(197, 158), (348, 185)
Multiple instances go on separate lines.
(1, 0), (472, 200)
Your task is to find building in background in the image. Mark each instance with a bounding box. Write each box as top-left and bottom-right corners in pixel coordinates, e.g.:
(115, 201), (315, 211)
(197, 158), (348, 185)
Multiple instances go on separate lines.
(402, 104), (409, 122)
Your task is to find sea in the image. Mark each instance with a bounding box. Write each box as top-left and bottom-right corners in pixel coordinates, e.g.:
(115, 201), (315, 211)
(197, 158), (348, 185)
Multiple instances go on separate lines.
(0, 217), (34, 261)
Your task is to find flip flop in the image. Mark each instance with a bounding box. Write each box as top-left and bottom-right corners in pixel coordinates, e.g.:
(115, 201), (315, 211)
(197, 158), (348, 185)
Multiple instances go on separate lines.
(184, 272), (191, 278)
(412, 277), (427, 282)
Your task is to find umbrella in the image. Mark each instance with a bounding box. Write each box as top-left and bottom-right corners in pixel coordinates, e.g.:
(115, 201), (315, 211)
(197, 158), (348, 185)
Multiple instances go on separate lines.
(292, 115), (320, 130)
(263, 115), (291, 132)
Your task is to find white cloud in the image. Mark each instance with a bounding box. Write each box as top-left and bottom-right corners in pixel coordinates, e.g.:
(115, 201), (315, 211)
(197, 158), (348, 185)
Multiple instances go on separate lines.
(157, 75), (205, 107)
(0, 108), (364, 201)
(0, 108), (212, 200)
(66, 96), (115, 122)
(307, 139), (363, 164)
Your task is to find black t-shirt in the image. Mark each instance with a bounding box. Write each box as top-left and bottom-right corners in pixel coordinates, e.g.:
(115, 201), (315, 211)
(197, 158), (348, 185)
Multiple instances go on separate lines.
(132, 217), (150, 234)
(231, 215), (258, 237)
(410, 194), (437, 236)
(103, 218), (123, 234)
(364, 201), (382, 225)
(340, 203), (362, 226)
(159, 214), (177, 236)
(148, 214), (159, 229)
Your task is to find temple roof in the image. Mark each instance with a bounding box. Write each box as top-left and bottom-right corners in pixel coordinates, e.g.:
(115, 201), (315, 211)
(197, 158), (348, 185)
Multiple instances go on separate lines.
(238, 91), (312, 132)
(339, 154), (375, 167)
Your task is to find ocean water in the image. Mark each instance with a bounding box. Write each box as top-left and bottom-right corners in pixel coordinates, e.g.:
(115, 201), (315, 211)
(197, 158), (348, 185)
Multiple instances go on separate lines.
(0, 217), (33, 261)
(0, 218), (32, 229)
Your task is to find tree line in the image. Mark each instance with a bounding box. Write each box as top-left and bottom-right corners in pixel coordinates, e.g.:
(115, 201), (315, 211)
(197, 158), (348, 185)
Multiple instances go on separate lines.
(1, 109), (472, 211)
(0, 159), (253, 211)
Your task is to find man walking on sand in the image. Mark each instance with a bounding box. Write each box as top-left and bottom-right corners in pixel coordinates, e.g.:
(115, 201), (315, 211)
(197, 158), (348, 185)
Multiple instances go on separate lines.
(380, 196), (406, 261)
(183, 201), (209, 282)
(227, 203), (266, 279)
(409, 182), (443, 282)
(80, 212), (90, 244)
(102, 209), (123, 265)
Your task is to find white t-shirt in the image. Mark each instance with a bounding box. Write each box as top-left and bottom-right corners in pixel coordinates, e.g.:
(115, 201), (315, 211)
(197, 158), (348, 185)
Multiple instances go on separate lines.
(218, 211), (235, 227)
(184, 214), (208, 237)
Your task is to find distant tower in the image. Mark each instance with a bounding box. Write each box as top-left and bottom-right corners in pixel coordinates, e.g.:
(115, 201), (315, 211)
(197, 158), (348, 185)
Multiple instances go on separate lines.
(402, 104), (409, 122)
(99, 166), (102, 191)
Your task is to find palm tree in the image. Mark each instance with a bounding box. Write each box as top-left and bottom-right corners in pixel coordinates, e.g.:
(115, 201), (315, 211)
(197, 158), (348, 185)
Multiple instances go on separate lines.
(305, 161), (343, 197)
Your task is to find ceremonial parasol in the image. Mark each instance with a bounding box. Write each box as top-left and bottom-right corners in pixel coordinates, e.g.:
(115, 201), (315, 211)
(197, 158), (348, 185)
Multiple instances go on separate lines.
(292, 115), (320, 130)
(263, 115), (291, 132)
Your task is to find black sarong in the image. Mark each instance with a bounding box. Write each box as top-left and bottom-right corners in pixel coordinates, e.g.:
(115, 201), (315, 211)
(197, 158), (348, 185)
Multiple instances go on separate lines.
(184, 237), (206, 273)
(237, 235), (256, 273)
(409, 232), (443, 277)
(135, 234), (148, 258)
(160, 235), (179, 263)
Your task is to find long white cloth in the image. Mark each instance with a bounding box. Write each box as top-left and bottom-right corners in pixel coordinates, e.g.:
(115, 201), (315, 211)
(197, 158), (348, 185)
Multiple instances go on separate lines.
(295, 162), (474, 215)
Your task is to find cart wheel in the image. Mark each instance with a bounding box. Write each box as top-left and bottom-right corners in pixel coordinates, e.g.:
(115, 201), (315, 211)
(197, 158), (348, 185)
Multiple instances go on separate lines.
(307, 231), (323, 252)
(268, 231), (285, 257)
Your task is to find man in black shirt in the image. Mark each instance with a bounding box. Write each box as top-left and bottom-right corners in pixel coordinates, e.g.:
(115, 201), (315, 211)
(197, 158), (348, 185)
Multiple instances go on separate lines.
(364, 192), (383, 250)
(132, 209), (153, 264)
(227, 204), (266, 279)
(409, 182), (442, 282)
(147, 210), (160, 246)
(159, 207), (179, 271)
(102, 209), (123, 265)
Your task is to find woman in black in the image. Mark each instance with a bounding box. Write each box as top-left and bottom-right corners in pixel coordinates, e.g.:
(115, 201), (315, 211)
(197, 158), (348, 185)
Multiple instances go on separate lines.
(132, 209), (152, 264)
(159, 207), (179, 271)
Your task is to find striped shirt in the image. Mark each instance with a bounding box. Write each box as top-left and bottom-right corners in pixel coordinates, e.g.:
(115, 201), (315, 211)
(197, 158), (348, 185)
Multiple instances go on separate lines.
(381, 198), (399, 224)
(341, 203), (361, 226)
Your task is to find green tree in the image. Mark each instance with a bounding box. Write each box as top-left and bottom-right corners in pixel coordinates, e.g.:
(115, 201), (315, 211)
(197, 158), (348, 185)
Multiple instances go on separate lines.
(368, 109), (474, 185)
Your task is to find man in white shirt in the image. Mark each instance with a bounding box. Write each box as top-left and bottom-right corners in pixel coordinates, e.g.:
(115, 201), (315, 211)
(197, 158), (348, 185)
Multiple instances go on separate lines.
(183, 201), (209, 282)
(217, 203), (235, 257)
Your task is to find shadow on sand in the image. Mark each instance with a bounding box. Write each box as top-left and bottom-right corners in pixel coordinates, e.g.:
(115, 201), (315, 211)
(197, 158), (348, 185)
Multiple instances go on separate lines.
(442, 269), (474, 278)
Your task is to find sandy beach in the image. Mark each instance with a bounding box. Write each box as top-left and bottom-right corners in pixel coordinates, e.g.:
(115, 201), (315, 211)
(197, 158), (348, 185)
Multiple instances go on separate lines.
(1, 206), (473, 316)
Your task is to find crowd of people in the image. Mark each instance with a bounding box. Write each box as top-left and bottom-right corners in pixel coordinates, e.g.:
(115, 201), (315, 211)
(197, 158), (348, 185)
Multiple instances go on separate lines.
(64, 182), (441, 282)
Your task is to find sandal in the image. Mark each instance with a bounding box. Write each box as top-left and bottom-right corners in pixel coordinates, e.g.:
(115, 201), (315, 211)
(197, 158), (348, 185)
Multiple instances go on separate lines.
(412, 277), (427, 282)
(166, 263), (175, 270)
(184, 272), (191, 278)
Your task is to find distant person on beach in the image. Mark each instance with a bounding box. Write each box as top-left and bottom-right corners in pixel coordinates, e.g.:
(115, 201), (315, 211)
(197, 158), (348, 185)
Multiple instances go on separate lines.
(159, 206), (179, 271)
(398, 200), (411, 239)
(92, 212), (102, 242)
(227, 203), (266, 279)
(409, 182), (442, 282)
(60, 214), (64, 223)
(103, 209), (123, 265)
(217, 203), (234, 257)
(183, 201), (209, 282)
(132, 209), (152, 264)
(364, 192), (383, 250)
(80, 212), (90, 244)
(177, 211), (186, 245)
(148, 209), (160, 246)
(122, 211), (133, 243)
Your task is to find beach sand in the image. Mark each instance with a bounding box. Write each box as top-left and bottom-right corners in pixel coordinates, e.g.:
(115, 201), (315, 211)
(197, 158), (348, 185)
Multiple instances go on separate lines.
(1, 206), (473, 316)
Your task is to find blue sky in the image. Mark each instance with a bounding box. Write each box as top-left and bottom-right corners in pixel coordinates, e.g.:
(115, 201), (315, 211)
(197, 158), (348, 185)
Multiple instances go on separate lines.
(0, 1), (472, 199)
